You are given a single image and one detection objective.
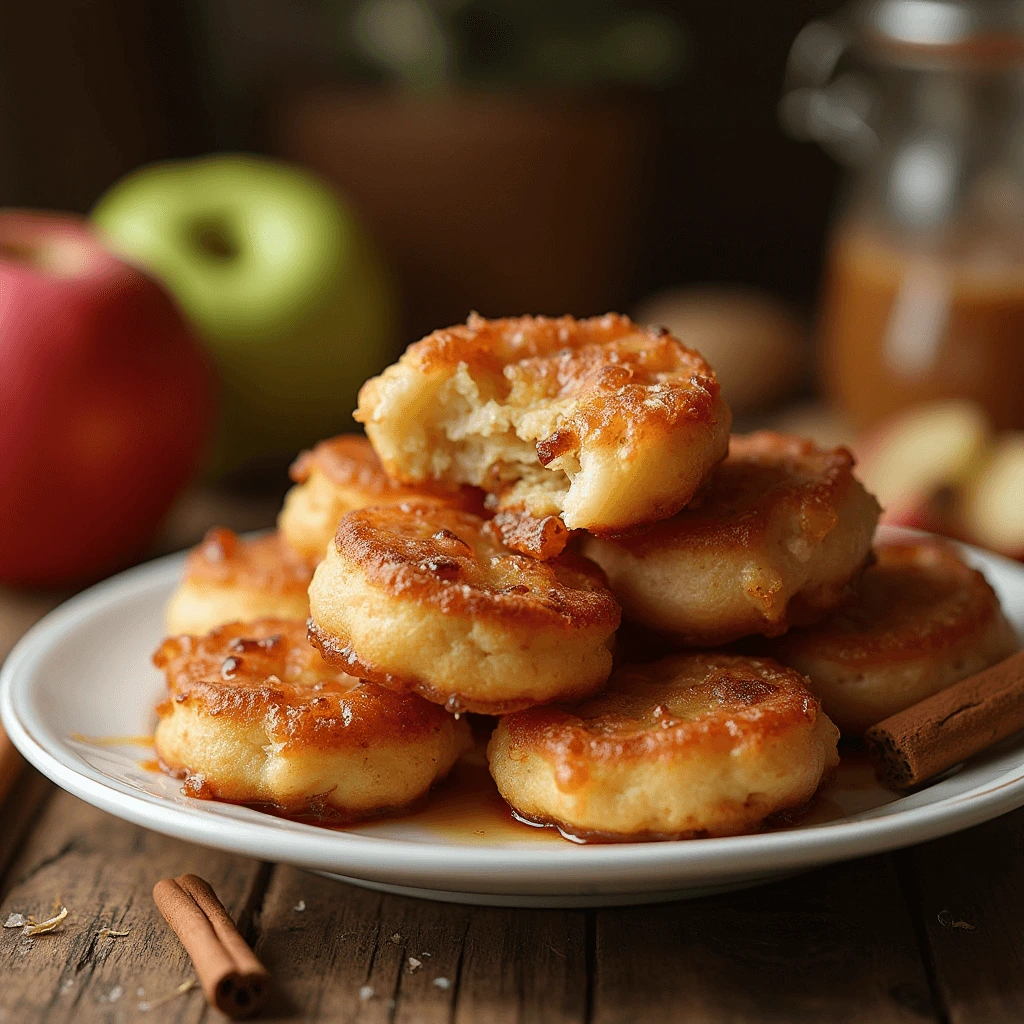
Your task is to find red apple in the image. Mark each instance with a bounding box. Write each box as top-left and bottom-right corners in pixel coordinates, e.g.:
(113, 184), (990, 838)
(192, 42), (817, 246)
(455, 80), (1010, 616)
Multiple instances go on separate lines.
(962, 433), (1024, 559)
(0, 211), (214, 586)
(854, 401), (991, 530)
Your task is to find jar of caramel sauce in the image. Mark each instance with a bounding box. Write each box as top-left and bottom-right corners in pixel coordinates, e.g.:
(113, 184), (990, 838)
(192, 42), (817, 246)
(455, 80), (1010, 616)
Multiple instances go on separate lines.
(783, 0), (1024, 429)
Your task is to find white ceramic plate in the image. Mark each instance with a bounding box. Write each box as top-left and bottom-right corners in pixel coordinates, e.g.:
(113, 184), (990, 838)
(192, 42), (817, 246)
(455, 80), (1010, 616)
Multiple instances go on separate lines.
(3, 527), (1024, 908)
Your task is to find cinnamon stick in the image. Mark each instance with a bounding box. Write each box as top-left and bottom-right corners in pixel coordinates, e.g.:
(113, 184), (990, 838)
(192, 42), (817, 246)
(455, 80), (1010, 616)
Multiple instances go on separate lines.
(153, 874), (269, 1018)
(865, 649), (1024, 789)
(0, 725), (24, 808)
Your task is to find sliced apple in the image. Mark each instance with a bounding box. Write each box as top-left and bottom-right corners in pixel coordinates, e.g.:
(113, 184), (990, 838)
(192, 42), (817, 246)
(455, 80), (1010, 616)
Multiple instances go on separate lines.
(854, 401), (992, 528)
(962, 433), (1024, 558)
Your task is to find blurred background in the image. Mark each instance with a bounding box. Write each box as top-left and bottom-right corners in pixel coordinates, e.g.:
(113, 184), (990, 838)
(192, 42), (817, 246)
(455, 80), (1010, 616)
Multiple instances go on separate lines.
(0, 0), (842, 309)
(3, 0), (1024, 588)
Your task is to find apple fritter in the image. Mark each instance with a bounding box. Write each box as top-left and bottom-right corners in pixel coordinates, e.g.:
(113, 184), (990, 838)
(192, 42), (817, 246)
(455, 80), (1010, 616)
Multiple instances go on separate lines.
(278, 434), (482, 562)
(488, 653), (839, 841)
(165, 529), (313, 636)
(582, 432), (880, 645)
(771, 538), (1020, 735)
(307, 503), (620, 714)
(154, 619), (471, 820)
(355, 313), (731, 540)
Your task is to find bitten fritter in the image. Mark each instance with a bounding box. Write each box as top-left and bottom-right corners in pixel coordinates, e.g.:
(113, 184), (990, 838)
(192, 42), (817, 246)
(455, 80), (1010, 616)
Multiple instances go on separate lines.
(154, 619), (471, 820)
(278, 434), (481, 563)
(772, 538), (1020, 735)
(307, 504), (621, 714)
(488, 653), (839, 841)
(355, 313), (731, 537)
(582, 433), (880, 645)
(165, 529), (313, 637)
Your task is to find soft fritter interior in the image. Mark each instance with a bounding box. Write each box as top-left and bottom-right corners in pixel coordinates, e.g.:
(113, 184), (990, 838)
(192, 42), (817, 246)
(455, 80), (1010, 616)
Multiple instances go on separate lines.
(416, 362), (578, 518)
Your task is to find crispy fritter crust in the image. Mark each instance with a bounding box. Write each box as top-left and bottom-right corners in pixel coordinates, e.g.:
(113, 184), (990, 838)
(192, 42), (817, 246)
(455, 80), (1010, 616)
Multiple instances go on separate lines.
(279, 434), (481, 562)
(488, 653), (839, 840)
(582, 433), (881, 645)
(772, 539), (1020, 734)
(307, 503), (620, 714)
(355, 313), (731, 535)
(154, 619), (470, 819)
(165, 529), (313, 636)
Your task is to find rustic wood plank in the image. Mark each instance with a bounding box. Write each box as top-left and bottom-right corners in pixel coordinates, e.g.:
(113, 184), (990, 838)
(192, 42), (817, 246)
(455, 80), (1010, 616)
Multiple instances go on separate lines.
(451, 904), (587, 1024)
(254, 866), (464, 1022)
(0, 769), (53, 884)
(900, 807), (1024, 1023)
(0, 789), (269, 1022)
(254, 866), (587, 1023)
(0, 588), (70, 869)
(592, 854), (939, 1024)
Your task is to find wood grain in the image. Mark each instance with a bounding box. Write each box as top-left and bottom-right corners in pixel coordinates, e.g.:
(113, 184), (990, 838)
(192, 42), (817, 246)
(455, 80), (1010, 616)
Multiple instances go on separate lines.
(901, 806), (1024, 1024)
(0, 770), (51, 887)
(592, 855), (939, 1024)
(0, 723), (25, 809)
(255, 866), (587, 1023)
(451, 904), (587, 1024)
(0, 789), (267, 1022)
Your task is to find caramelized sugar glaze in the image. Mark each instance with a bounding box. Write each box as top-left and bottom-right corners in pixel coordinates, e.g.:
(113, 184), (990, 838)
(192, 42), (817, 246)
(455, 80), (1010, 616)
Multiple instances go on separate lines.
(308, 503), (620, 714)
(182, 529), (313, 594)
(325, 505), (615, 625)
(155, 622), (447, 749)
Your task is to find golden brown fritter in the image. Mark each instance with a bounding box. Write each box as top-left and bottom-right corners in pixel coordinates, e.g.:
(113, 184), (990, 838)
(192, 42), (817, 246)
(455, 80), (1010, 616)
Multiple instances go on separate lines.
(165, 529), (313, 636)
(772, 538), (1019, 734)
(583, 433), (880, 645)
(307, 503), (621, 714)
(488, 652), (839, 840)
(355, 313), (731, 538)
(279, 434), (482, 562)
(154, 619), (470, 819)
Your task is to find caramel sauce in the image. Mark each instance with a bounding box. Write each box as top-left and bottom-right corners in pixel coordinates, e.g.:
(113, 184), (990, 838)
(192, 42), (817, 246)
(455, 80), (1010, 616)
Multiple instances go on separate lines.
(821, 222), (1024, 430)
(775, 745), (898, 829)
(69, 732), (154, 748)
(354, 743), (900, 844)
(115, 736), (899, 845)
(356, 760), (564, 845)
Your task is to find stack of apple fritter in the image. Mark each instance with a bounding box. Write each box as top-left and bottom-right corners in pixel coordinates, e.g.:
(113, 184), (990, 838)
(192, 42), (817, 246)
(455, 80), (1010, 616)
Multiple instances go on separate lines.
(153, 313), (1018, 840)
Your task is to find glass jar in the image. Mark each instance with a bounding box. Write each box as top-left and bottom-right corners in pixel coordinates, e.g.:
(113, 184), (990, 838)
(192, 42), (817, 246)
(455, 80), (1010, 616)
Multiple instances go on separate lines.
(782, 0), (1024, 429)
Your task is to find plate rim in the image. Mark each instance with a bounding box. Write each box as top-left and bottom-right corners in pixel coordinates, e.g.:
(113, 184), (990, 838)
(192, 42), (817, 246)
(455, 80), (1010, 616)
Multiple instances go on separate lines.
(4, 527), (1024, 896)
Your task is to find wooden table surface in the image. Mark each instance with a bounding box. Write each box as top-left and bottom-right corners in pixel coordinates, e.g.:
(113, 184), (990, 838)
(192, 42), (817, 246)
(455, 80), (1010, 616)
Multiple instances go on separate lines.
(2, 492), (1023, 1024)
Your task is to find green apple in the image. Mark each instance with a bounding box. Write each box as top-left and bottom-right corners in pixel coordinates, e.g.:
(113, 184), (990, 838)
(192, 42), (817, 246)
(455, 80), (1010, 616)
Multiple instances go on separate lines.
(92, 154), (398, 476)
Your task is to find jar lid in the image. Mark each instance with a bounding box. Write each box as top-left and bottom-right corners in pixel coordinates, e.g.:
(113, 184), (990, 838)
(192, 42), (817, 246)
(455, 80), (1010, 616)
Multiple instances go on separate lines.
(854, 0), (1024, 64)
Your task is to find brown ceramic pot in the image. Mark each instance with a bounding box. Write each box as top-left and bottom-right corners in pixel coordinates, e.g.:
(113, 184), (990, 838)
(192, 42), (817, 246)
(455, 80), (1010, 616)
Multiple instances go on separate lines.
(269, 87), (655, 339)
